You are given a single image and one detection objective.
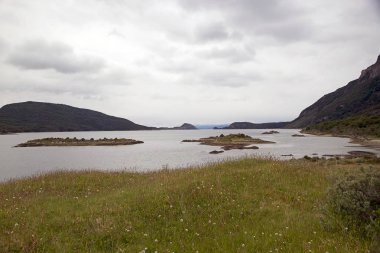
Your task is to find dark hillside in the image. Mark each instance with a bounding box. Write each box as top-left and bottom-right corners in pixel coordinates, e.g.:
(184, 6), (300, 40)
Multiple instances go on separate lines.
(288, 55), (380, 128)
(0, 101), (153, 133)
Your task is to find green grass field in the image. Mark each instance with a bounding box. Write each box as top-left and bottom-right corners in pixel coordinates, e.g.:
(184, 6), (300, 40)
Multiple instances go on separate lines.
(0, 158), (378, 252)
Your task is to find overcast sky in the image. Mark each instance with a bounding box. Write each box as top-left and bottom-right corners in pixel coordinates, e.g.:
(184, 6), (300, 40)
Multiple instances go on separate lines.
(0, 0), (379, 126)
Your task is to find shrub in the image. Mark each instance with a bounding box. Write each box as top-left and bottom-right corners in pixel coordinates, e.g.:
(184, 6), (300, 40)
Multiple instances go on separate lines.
(325, 168), (380, 252)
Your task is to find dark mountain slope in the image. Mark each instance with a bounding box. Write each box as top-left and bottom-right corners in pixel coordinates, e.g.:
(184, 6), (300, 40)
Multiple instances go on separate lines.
(288, 55), (380, 128)
(0, 101), (153, 133)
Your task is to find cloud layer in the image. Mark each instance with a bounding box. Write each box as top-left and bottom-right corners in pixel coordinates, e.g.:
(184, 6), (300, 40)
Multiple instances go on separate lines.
(0, 0), (379, 126)
(8, 40), (105, 73)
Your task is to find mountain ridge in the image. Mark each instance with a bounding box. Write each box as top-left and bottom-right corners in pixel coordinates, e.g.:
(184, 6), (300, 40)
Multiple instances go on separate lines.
(287, 55), (380, 129)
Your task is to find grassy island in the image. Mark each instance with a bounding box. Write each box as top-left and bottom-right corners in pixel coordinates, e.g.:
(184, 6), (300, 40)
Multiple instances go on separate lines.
(182, 133), (274, 150)
(15, 137), (144, 147)
(292, 134), (306, 137)
(262, 130), (280, 134)
(0, 158), (379, 252)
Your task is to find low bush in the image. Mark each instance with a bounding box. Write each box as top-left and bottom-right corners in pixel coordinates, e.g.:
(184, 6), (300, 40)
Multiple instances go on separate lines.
(325, 168), (380, 252)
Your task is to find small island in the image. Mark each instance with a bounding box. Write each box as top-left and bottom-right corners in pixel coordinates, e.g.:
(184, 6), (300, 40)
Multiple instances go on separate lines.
(15, 137), (144, 147)
(182, 133), (274, 151)
(292, 134), (306, 137)
(262, 130), (280, 134)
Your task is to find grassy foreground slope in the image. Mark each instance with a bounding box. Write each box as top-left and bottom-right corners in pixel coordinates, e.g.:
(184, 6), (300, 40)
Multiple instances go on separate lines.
(0, 158), (377, 252)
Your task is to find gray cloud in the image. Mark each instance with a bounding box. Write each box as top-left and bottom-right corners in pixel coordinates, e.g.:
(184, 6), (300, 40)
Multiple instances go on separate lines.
(7, 40), (105, 74)
(180, 68), (262, 88)
(372, 0), (380, 12)
(108, 29), (126, 39)
(199, 72), (257, 87)
(194, 23), (230, 42)
(255, 19), (313, 42)
(0, 37), (7, 55)
(178, 0), (298, 21)
(198, 46), (255, 63)
(177, 0), (313, 43)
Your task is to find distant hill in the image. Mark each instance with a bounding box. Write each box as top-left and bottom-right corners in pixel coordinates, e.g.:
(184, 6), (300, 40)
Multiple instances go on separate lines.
(173, 123), (197, 130)
(288, 55), (380, 129)
(0, 101), (154, 133)
(224, 121), (289, 129)
(158, 123), (198, 130)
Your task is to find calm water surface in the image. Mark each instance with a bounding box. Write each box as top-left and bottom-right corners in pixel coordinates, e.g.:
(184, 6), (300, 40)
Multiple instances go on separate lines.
(0, 129), (378, 181)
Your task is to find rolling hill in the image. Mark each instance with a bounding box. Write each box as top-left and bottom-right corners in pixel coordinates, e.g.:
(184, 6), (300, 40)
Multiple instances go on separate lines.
(0, 101), (154, 133)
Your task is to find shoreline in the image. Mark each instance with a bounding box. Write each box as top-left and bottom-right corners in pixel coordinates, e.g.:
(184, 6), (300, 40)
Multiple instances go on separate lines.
(302, 130), (380, 150)
(2, 154), (379, 184)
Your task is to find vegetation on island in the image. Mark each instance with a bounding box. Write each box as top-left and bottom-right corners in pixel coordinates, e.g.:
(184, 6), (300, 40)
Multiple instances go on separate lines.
(15, 137), (144, 147)
(0, 157), (379, 252)
(262, 130), (280, 134)
(292, 134), (306, 137)
(182, 133), (274, 151)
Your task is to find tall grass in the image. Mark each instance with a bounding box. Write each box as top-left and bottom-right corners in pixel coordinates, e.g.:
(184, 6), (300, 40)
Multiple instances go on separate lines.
(0, 158), (378, 252)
